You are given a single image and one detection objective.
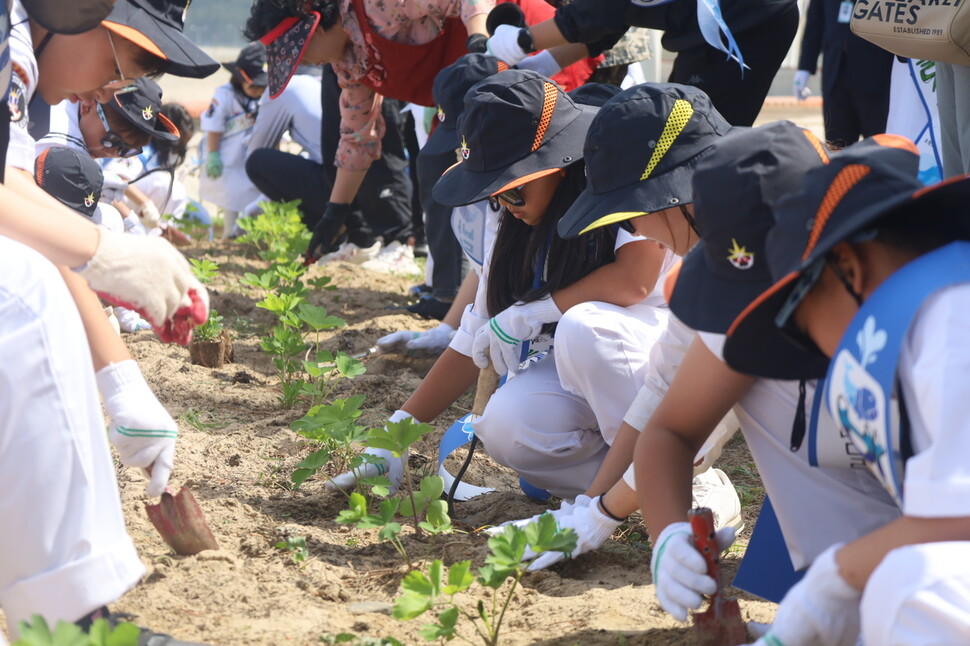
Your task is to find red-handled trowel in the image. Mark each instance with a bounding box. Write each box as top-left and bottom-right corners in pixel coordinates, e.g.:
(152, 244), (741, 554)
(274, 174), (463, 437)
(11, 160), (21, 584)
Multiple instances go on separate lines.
(145, 486), (219, 556)
(689, 507), (747, 646)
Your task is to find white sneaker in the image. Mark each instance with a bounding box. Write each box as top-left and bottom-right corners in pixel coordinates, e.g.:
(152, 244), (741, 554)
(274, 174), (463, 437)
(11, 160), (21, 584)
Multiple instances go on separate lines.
(692, 467), (743, 532)
(360, 240), (422, 276)
(317, 239), (382, 265)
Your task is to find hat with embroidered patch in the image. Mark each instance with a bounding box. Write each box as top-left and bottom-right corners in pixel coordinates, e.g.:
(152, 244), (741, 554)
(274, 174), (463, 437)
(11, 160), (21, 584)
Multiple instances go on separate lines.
(107, 77), (180, 143)
(102, 0), (219, 79)
(723, 134), (970, 379)
(223, 42), (268, 87)
(668, 121), (831, 337)
(423, 54), (510, 158)
(35, 146), (104, 218)
(432, 69), (598, 207)
(557, 83), (731, 238)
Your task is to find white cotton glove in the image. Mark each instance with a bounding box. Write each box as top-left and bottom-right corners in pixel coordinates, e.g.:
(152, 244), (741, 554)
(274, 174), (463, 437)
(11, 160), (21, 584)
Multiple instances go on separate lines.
(526, 496), (622, 571)
(97, 359), (177, 497)
(747, 544), (861, 646)
(75, 230), (209, 345)
(487, 24), (530, 65)
(136, 200), (162, 229)
(325, 410), (412, 495)
(472, 295), (561, 376)
(793, 70), (811, 100)
(516, 50), (562, 78)
(650, 521), (737, 622)
(484, 495), (593, 536)
(376, 323), (455, 357)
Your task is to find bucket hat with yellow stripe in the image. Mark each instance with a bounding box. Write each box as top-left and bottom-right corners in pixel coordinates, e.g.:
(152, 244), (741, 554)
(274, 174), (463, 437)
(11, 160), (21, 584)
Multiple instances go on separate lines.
(724, 135), (970, 380)
(557, 83), (731, 238)
(432, 68), (598, 207)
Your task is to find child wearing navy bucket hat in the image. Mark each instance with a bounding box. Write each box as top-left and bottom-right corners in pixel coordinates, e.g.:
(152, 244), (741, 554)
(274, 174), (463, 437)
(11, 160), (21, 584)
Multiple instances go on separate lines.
(488, 82), (746, 563)
(328, 69), (671, 499)
(723, 138), (970, 646)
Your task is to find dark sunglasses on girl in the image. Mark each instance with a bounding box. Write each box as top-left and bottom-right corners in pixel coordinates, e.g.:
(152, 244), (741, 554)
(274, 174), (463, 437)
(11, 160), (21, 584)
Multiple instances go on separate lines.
(487, 186), (525, 210)
(95, 102), (141, 158)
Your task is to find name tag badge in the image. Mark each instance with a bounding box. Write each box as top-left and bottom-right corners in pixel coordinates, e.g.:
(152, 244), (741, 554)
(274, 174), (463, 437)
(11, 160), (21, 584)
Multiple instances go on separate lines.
(838, 0), (853, 23)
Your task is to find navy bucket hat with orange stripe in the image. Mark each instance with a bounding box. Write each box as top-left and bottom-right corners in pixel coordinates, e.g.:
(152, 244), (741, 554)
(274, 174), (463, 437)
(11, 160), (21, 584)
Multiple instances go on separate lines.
(557, 83), (732, 239)
(103, 0), (219, 79)
(667, 121), (831, 336)
(431, 69), (598, 207)
(723, 135), (970, 379)
(223, 42), (269, 87)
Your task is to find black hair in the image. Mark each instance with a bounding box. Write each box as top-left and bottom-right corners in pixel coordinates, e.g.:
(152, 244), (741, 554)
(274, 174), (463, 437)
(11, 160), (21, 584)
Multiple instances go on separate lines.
(244, 0), (341, 42)
(156, 103), (194, 168)
(486, 161), (617, 317)
(103, 103), (152, 148)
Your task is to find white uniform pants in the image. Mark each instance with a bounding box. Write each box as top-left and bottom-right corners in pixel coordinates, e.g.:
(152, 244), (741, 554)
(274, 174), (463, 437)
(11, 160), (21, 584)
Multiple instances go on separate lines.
(861, 542), (970, 645)
(475, 301), (668, 498)
(0, 238), (144, 637)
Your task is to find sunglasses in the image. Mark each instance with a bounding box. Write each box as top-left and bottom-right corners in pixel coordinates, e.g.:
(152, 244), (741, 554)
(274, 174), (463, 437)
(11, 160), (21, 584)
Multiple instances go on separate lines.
(488, 186), (525, 210)
(95, 102), (142, 158)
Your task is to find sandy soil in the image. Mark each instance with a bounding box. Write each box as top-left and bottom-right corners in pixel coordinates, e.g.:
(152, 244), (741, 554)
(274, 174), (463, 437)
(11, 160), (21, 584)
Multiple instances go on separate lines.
(56, 242), (780, 646)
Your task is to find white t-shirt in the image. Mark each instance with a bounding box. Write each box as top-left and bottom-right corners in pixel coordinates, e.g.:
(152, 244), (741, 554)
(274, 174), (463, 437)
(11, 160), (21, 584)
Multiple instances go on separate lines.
(35, 100), (85, 155)
(897, 283), (970, 518)
(199, 83), (261, 211)
(7, 0), (38, 171)
(246, 72), (322, 164)
(700, 332), (900, 568)
(449, 225), (672, 357)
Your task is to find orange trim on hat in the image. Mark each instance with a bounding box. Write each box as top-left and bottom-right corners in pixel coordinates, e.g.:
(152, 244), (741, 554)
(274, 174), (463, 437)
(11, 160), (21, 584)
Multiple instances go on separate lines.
(871, 133), (919, 154)
(497, 61), (509, 72)
(727, 271), (799, 336)
(802, 129), (830, 164)
(913, 172), (970, 199)
(34, 148), (48, 187)
(103, 22), (167, 60)
(492, 167), (561, 196)
(157, 112), (180, 138)
(802, 164), (870, 261)
(531, 82), (558, 153)
(662, 259), (683, 303)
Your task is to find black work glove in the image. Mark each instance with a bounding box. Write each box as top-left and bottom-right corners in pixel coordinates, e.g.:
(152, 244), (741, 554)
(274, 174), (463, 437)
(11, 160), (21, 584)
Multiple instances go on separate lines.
(466, 32), (488, 53)
(306, 202), (353, 263)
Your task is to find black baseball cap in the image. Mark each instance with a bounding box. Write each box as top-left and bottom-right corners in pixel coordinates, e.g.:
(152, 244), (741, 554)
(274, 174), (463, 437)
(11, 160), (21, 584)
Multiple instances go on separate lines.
(35, 146), (104, 218)
(724, 135), (970, 379)
(432, 69), (597, 207)
(423, 54), (510, 157)
(557, 83), (732, 238)
(107, 77), (180, 143)
(23, 0), (112, 34)
(668, 121), (831, 337)
(224, 42), (268, 87)
(568, 82), (623, 108)
(259, 11), (321, 99)
(103, 0), (219, 79)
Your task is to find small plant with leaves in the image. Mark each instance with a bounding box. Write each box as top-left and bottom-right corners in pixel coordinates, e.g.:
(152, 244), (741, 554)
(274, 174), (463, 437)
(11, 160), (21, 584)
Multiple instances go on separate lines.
(236, 200), (310, 263)
(193, 309), (224, 343)
(393, 515), (578, 646)
(189, 257), (219, 284)
(14, 615), (139, 646)
(275, 535), (310, 564)
(319, 634), (403, 646)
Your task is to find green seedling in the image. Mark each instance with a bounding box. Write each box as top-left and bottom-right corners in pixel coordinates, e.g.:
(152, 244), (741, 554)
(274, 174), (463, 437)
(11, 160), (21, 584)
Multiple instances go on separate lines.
(14, 615), (139, 646)
(393, 515), (577, 646)
(337, 493), (408, 563)
(275, 535), (310, 564)
(366, 417), (435, 531)
(193, 309), (224, 343)
(236, 200), (310, 264)
(319, 634), (403, 646)
(291, 394), (368, 487)
(189, 257), (219, 284)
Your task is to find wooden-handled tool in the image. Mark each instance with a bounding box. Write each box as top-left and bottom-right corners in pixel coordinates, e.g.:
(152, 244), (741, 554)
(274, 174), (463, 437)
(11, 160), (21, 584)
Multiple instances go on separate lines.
(689, 507), (747, 646)
(472, 365), (500, 417)
(146, 486), (219, 556)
